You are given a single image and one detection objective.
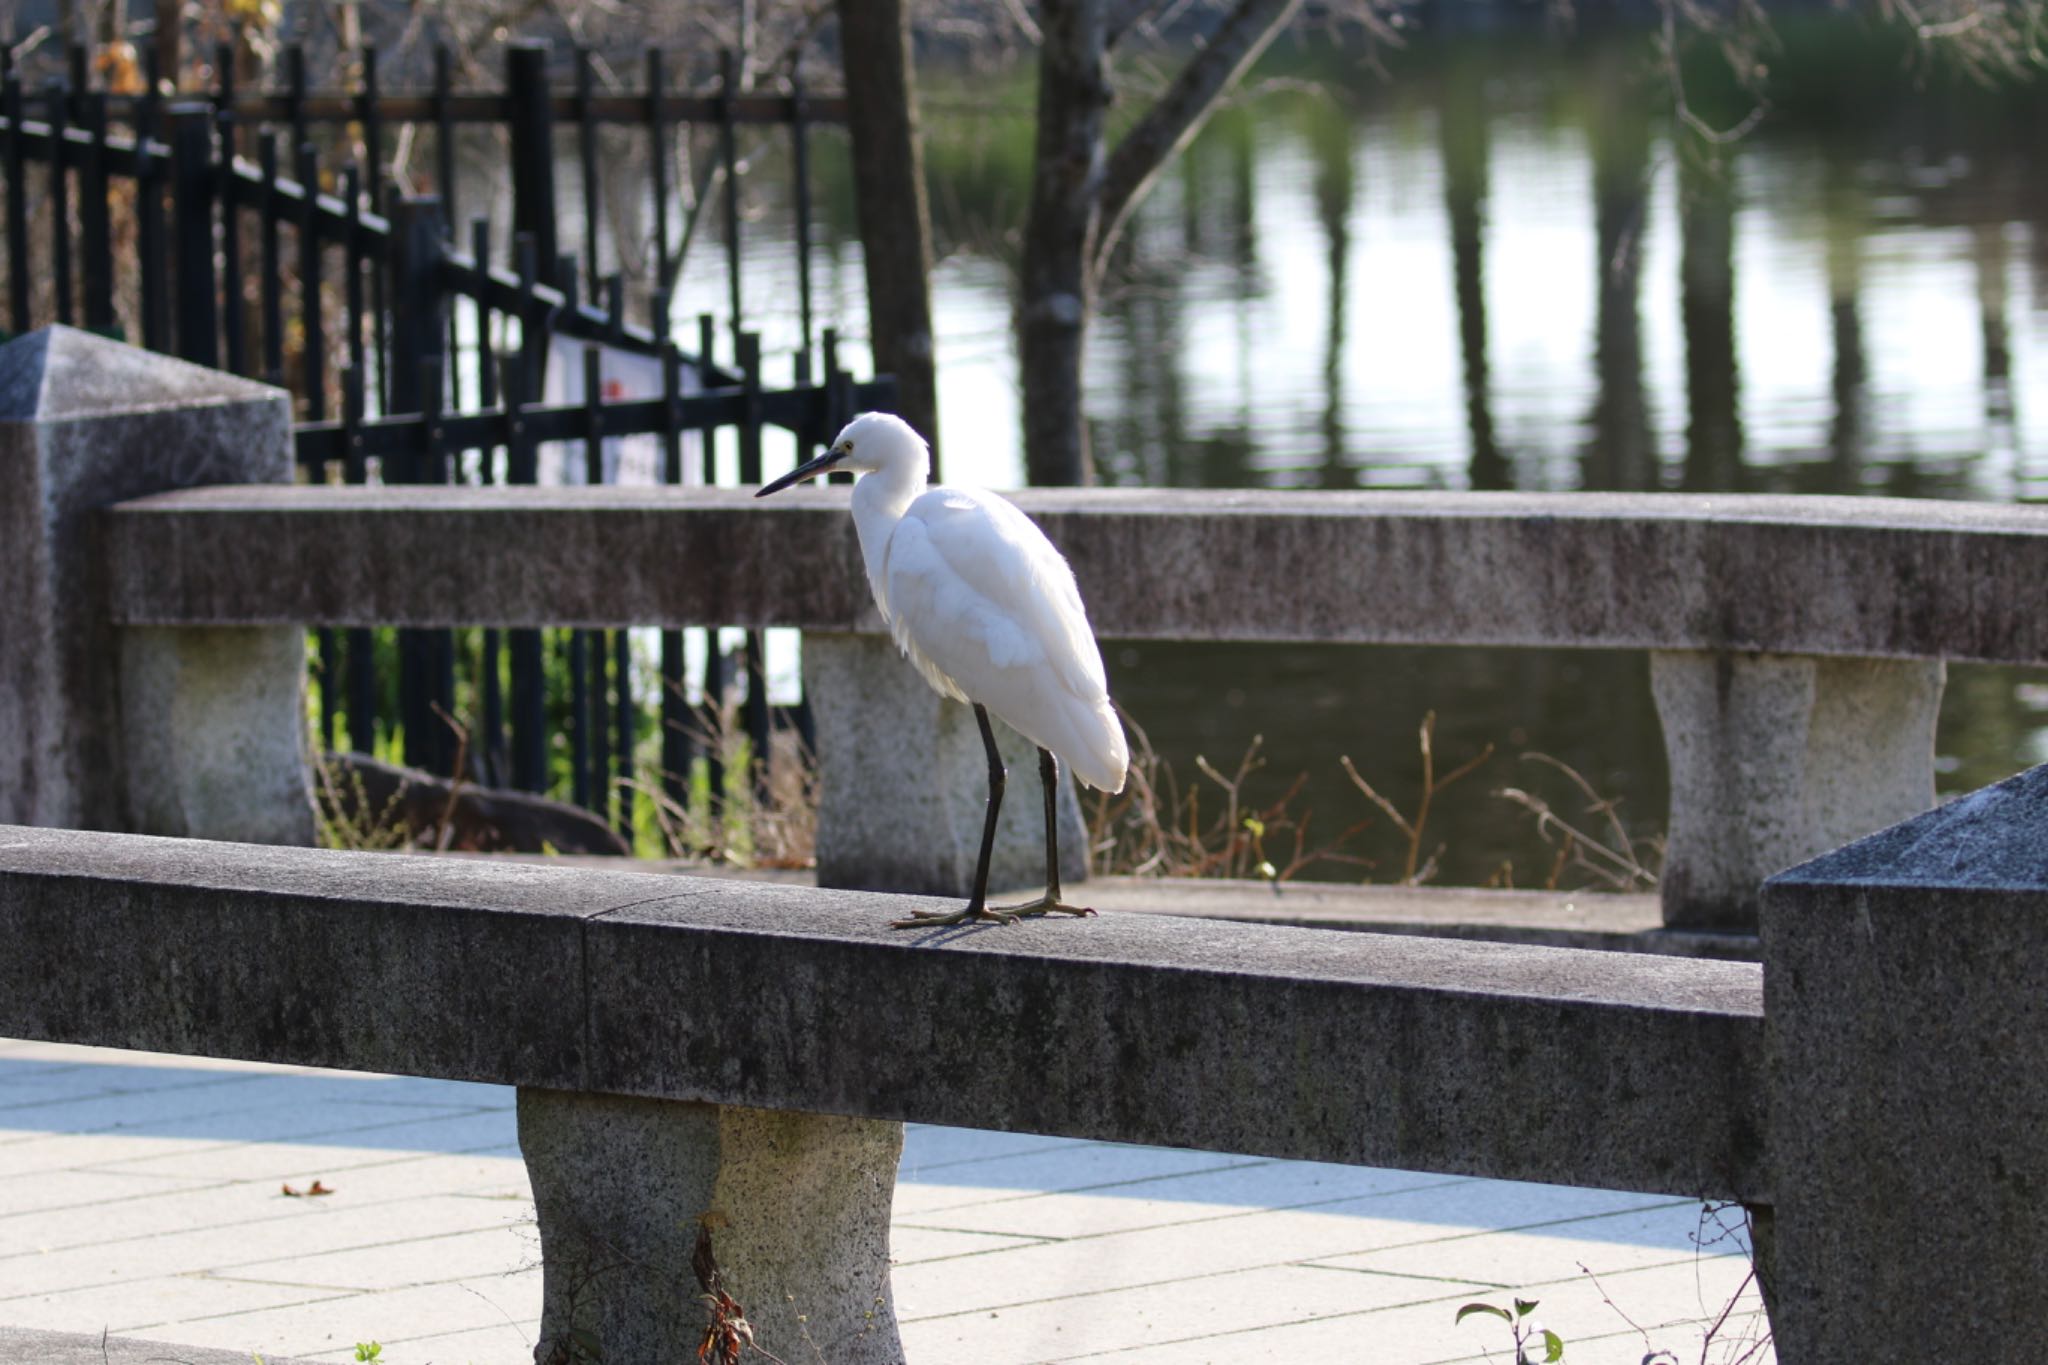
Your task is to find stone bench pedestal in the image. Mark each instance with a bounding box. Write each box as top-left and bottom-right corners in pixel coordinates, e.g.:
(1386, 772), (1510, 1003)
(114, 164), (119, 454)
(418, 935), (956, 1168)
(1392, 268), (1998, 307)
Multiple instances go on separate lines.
(519, 1089), (906, 1365)
(1651, 650), (1942, 931)
(803, 631), (1088, 897)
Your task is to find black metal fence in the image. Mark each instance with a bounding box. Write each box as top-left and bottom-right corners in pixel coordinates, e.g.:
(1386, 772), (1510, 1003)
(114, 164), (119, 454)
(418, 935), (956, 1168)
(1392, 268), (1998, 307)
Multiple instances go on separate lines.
(0, 35), (891, 843)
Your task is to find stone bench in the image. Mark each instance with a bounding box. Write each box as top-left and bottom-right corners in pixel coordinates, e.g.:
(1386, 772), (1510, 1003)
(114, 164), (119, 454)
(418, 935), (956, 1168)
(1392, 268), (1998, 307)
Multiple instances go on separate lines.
(9, 767), (2048, 1362)
(0, 822), (1764, 1361)
(99, 478), (2048, 932)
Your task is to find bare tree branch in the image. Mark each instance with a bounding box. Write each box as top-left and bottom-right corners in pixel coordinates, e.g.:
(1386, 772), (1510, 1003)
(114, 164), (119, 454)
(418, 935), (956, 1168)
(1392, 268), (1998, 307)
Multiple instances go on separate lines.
(1092, 0), (1303, 276)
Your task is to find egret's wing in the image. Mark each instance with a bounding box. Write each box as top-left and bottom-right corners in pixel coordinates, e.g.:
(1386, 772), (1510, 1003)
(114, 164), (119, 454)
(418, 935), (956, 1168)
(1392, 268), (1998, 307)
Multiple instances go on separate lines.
(901, 488), (1109, 702)
(880, 487), (1128, 792)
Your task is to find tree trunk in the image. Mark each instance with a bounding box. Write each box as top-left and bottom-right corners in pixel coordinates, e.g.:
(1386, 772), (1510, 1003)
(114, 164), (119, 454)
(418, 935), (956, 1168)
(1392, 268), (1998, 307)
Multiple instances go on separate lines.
(1018, 0), (1301, 487)
(1019, 0), (1111, 488)
(837, 0), (941, 471)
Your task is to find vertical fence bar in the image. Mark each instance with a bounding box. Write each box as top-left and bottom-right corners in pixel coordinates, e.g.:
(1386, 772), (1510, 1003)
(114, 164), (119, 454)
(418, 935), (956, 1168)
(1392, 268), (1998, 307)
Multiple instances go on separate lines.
(343, 367), (377, 754)
(508, 230), (546, 793)
(506, 42), (559, 289)
(657, 301), (691, 817)
(362, 47), (388, 417)
(284, 45), (308, 162)
(646, 48), (670, 293)
(213, 41), (235, 154)
(81, 91), (111, 332)
(581, 344), (609, 817)
(436, 45), (461, 398)
(568, 627), (590, 808)
(697, 312), (726, 819)
(473, 214), (506, 787)
(301, 136), (329, 749)
(48, 80), (72, 326)
(343, 165), (367, 422)
(259, 133), (284, 385)
(791, 66), (815, 372)
(575, 47), (598, 288)
(738, 330), (769, 798)
(719, 48), (742, 345)
(66, 45), (87, 111)
(5, 75), (27, 336)
(170, 104), (217, 367)
(217, 109), (244, 374)
(613, 619), (634, 841)
(296, 141), (325, 419)
(136, 102), (166, 351)
(391, 196), (450, 775)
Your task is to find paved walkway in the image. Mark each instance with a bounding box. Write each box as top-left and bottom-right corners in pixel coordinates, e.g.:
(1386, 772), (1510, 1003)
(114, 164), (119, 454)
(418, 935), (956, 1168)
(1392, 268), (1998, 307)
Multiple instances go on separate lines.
(0, 1039), (1771, 1364)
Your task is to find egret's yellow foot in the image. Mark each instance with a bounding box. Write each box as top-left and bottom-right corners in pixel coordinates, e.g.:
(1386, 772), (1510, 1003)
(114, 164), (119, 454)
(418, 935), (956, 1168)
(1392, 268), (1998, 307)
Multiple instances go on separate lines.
(890, 905), (1020, 929)
(995, 895), (1097, 919)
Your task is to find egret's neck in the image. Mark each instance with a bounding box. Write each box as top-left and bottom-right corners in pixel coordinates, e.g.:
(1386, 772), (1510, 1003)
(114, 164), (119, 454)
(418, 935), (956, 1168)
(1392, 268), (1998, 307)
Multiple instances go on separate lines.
(849, 459), (926, 619)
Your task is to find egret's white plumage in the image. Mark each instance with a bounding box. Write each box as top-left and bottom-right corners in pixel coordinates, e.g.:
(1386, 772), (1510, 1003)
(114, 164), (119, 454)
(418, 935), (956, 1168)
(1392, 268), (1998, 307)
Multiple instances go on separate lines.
(803, 413), (1127, 794)
(755, 412), (1128, 925)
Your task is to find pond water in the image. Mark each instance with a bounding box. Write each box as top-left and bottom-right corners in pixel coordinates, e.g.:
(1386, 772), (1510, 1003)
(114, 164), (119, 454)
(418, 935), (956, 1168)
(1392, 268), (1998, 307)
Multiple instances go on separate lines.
(553, 21), (2048, 885)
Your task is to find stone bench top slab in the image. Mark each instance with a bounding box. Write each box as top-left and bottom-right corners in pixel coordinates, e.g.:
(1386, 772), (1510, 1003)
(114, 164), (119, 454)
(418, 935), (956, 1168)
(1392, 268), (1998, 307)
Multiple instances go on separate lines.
(0, 824), (1767, 1203)
(104, 485), (2048, 662)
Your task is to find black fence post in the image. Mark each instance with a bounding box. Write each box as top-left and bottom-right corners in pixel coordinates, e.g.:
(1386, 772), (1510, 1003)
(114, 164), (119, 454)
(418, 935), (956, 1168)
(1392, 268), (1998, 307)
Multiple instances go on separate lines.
(81, 91), (112, 333)
(506, 43), (559, 289)
(170, 104), (218, 368)
(390, 195), (454, 776)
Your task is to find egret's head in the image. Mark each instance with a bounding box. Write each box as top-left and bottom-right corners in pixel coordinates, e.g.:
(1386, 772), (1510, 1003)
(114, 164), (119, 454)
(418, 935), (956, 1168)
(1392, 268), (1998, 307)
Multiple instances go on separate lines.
(755, 412), (928, 497)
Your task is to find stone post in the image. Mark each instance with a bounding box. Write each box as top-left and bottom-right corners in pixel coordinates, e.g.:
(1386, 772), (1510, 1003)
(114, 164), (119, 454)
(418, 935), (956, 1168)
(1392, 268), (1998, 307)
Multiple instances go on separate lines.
(518, 1090), (906, 1365)
(1649, 650), (1942, 932)
(802, 631), (1088, 897)
(1760, 762), (2048, 1359)
(0, 326), (311, 844)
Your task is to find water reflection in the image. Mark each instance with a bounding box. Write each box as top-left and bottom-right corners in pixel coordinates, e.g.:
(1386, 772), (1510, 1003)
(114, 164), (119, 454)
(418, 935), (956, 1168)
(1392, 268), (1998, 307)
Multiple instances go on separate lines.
(591, 24), (2048, 883)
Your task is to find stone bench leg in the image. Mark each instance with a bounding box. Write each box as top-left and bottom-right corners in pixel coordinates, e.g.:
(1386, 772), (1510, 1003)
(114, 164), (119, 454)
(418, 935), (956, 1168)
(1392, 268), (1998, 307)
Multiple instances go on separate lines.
(518, 1089), (905, 1365)
(1649, 650), (1942, 932)
(802, 631), (1086, 896)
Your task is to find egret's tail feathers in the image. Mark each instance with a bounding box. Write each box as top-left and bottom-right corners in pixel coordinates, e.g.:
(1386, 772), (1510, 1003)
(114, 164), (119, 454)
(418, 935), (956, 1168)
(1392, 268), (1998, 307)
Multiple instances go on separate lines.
(1066, 700), (1130, 795)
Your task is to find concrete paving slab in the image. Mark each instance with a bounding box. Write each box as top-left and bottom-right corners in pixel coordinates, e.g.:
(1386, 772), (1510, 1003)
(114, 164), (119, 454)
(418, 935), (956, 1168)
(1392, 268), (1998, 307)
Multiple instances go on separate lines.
(0, 1168), (227, 1221)
(0, 1099), (488, 1176)
(83, 1111), (517, 1181)
(0, 1325), (319, 1364)
(0, 1197), (534, 1300)
(0, 1153), (525, 1257)
(218, 1222), (541, 1294)
(1, 1041), (1773, 1364)
(138, 1270), (543, 1360)
(1312, 1199), (1750, 1285)
(901, 1163), (1467, 1241)
(892, 1146), (1265, 1218)
(898, 1263), (1494, 1365)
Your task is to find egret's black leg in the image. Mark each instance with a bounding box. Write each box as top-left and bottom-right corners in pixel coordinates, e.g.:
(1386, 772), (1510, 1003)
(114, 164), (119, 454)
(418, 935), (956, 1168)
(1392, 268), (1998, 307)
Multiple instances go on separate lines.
(998, 747), (1097, 920)
(892, 703), (1019, 928)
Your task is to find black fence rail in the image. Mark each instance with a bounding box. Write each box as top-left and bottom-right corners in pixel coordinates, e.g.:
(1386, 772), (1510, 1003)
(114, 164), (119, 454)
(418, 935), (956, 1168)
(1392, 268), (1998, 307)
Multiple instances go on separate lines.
(0, 34), (891, 847)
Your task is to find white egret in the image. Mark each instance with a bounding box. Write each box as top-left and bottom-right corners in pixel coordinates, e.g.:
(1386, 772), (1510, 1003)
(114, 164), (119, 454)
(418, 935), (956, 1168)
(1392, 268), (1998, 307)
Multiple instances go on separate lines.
(756, 412), (1129, 928)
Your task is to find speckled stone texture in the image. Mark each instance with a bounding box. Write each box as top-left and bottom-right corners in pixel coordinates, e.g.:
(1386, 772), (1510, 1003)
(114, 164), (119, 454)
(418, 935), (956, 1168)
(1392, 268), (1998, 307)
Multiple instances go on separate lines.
(1762, 763), (2048, 1362)
(0, 326), (310, 843)
(1652, 650), (1942, 931)
(0, 824), (1769, 1203)
(519, 1089), (905, 1365)
(803, 631), (1088, 897)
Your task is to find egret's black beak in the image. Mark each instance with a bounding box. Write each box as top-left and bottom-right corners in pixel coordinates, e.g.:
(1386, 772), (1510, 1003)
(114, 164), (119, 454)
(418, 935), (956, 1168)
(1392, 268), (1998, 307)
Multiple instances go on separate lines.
(756, 449), (845, 497)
